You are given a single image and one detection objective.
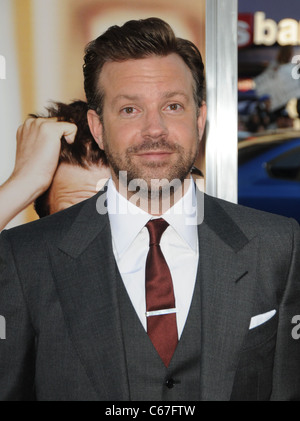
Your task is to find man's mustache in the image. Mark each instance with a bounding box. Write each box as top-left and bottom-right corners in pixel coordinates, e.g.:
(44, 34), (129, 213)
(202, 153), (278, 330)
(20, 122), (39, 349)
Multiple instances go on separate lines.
(126, 139), (181, 154)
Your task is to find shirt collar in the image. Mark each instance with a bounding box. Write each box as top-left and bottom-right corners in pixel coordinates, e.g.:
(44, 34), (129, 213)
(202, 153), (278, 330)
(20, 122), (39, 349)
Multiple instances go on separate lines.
(107, 177), (198, 258)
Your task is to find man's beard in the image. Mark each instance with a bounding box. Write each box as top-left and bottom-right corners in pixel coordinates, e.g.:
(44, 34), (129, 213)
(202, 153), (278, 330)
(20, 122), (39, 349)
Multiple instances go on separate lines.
(102, 128), (200, 199)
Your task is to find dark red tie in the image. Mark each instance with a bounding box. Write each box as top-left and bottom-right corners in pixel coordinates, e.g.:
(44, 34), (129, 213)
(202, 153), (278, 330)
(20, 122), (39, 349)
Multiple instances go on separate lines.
(145, 218), (178, 367)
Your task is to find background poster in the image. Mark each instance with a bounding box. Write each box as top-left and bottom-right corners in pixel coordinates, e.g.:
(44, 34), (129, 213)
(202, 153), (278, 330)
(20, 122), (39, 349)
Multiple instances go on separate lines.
(0, 0), (206, 227)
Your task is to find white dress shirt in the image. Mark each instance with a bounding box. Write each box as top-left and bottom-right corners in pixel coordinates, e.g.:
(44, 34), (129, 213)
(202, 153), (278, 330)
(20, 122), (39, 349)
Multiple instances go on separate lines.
(107, 177), (199, 339)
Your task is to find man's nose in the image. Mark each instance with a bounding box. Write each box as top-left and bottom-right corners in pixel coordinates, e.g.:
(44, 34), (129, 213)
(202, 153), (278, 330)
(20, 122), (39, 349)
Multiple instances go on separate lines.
(141, 110), (169, 139)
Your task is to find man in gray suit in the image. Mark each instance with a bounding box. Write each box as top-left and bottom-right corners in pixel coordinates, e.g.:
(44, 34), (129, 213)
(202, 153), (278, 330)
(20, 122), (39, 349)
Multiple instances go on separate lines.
(0, 18), (299, 401)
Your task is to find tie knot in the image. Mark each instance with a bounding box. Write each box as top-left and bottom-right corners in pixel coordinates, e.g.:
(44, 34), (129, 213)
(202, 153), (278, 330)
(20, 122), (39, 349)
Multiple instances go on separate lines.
(146, 218), (169, 246)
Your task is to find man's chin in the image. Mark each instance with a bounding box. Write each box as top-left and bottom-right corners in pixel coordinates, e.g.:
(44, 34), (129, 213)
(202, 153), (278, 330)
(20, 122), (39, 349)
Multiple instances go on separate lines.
(110, 157), (193, 191)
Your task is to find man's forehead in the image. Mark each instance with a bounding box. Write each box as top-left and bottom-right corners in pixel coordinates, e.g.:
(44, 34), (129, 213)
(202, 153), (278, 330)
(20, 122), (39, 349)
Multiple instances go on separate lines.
(50, 164), (108, 196)
(98, 54), (195, 99)
(48, 163), (110, 214)
(102, 53), (191, 73)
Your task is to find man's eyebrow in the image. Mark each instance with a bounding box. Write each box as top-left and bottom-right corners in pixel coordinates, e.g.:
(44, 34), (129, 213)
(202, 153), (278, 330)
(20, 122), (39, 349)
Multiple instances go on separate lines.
(111, 91), (190, 107)
(163, 91), (190, 100)
(111, 94), (141, 108)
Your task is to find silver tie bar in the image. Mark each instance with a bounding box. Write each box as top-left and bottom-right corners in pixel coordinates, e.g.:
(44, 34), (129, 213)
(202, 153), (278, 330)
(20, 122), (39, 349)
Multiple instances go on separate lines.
(146, 308), (177, 317)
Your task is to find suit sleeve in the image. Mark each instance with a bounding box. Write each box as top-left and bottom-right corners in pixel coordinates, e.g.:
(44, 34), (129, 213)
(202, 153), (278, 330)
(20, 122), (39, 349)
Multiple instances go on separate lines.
(0, 231), (36, 401)
(271, 218), (300, 400)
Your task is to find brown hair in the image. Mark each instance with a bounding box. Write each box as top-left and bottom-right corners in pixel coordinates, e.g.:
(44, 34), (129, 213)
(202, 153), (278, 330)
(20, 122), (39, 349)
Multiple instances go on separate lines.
(32, 100), (108, 218)
(83, 17), (206, 119)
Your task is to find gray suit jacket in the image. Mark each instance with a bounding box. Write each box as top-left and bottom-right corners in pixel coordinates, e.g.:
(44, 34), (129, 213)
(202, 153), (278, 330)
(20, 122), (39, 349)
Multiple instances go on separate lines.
(0, 190), (299, 401)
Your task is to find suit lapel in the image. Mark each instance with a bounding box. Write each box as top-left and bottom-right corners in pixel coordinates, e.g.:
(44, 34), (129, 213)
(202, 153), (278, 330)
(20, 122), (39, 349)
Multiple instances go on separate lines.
(198, 195), (259, 401)
(48, 191), (129, 400)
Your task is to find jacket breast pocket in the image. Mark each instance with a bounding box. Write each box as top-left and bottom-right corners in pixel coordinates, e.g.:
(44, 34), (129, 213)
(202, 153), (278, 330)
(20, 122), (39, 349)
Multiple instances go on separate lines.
(231, 312), (278, 401)
(244, 311), (278, 350)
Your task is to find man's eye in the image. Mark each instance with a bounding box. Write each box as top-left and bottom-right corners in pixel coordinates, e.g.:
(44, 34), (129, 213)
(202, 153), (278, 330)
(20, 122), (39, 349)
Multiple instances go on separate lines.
(121, 107), (135, 114)
(167, 103), (183, 111)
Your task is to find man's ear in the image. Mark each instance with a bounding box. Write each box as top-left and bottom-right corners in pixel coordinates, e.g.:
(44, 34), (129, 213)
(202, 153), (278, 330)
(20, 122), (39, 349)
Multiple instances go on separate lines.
(87, 110), (104, 150)
(197, 102), (207, 141)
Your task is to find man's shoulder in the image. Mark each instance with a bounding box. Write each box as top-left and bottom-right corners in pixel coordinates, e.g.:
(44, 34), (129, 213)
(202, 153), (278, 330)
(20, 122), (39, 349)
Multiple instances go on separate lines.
(204, 193), (299, 237)
(2, 192), (104, 244)
(6, 201), (82, 236)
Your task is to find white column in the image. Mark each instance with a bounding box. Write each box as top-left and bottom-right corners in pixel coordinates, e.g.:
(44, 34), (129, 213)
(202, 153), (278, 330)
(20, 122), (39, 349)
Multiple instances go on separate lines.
(205, 0), (238, 203)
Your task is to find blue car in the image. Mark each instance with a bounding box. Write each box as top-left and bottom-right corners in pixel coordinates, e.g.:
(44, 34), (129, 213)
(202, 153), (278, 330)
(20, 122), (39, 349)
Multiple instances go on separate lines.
(238, 132), (300, 223)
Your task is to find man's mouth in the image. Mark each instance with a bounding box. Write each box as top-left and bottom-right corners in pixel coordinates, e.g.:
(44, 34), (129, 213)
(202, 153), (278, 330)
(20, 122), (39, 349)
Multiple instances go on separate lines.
(134, 151), (174, 161)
